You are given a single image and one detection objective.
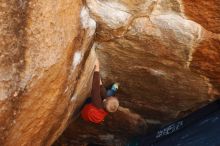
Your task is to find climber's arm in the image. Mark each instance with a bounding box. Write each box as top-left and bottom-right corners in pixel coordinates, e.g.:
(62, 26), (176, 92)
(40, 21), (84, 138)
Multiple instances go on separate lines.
(100, 85), (107, 99)
(98, 73), (107, 99)
(91, 59), (103, 108)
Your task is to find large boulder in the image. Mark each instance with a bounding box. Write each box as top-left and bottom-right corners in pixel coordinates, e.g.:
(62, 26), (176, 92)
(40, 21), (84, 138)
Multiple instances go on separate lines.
(1, 0), (220, 146)
(56, 0), (220, 145)
(0, 0), (96, 145)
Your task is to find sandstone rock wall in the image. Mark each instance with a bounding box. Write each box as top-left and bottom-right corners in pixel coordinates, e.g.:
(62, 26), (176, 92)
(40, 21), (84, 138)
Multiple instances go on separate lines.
(57, 0), (220, 145)
(1, 0), (220, 146)
(92, 0), (220, 121)
(0, 0), (96, 145)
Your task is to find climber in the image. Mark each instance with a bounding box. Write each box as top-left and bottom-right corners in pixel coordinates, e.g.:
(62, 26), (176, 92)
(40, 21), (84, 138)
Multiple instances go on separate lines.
(81, 58), (119, 124)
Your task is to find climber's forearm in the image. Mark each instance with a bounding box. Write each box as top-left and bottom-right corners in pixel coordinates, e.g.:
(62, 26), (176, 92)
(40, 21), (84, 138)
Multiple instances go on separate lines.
(99, 72), (107, 99)
(100, 85), (107, 99)
(91, 71), (103, 108)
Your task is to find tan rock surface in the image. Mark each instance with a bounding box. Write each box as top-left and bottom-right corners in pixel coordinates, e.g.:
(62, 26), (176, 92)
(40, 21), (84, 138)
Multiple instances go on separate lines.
(1, 0), (220, 146)
(0, 0), (96, 145)
(56, 0), (220, 145)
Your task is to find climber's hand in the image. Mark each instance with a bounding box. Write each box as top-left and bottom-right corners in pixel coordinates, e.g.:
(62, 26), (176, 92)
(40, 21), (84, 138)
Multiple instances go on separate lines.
(94, 58), (100, 72)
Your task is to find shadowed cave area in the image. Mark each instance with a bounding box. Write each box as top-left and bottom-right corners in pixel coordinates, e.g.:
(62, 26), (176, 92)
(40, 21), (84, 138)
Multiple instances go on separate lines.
(0, 0), (220, 146)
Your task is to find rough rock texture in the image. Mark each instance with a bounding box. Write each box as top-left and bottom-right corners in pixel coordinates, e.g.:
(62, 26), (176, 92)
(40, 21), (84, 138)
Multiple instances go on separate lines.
(182, 0), (220, 33)
(1, 0), (220, 146)
(56, 0), (220, 145)
(0, 0), (96, 145)
(182, 0), (220, 91)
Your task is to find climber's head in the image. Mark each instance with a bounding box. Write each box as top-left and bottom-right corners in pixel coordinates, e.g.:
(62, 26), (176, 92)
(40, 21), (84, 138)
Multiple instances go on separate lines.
(103, 96), (119, 113)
